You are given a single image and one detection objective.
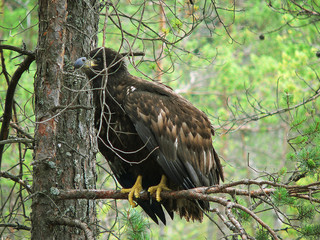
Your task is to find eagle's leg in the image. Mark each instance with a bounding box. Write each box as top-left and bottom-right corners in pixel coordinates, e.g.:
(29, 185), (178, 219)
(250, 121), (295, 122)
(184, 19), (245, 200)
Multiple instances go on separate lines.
(121, 175), (143, 207)
(148, 175), (171, 202)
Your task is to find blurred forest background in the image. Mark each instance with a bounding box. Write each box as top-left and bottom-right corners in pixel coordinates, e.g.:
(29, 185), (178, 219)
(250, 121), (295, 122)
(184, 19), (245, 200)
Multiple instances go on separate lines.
(1, 0), (320, 239)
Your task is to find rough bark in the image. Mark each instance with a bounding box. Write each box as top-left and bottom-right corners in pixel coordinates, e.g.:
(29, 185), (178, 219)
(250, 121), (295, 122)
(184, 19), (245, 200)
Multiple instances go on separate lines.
(32, 0), (99, 239)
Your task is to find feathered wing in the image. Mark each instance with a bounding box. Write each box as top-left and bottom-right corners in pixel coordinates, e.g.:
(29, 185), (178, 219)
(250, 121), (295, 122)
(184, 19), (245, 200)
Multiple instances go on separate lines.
(123, 84), (224, 221)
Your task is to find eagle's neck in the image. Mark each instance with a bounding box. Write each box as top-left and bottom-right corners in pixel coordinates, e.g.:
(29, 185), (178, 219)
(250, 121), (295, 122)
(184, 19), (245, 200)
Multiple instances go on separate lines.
(92, 71), (133, 119)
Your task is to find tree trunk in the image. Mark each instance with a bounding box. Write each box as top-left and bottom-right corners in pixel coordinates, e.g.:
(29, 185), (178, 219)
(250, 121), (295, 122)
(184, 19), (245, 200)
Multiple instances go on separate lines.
(32, 0), (99, 239)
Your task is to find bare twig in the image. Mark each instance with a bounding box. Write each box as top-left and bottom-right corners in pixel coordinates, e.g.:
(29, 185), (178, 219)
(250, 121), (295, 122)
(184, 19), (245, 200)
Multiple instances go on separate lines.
(8, 123), (34, 140)
(218, 86), (320, 134)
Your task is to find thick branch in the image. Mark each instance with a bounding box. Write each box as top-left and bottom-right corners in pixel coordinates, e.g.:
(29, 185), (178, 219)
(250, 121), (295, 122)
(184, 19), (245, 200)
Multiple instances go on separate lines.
(55, 188), (277, 238)
(56, 180), (320, 201)
(48, 217), (94, 240)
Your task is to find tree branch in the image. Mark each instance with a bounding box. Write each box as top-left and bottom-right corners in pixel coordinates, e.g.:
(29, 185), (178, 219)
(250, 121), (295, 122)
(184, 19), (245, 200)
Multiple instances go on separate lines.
(56, 180), (320, 201)
(0, 138), (34, 145)
(48, 217), (94, 240)
(0, 54), (35, 170)
(225, 202), (248, 240)
(0, 45), (35, 57)
(0, 171), (32, 193)
(0, 223), (31, 231)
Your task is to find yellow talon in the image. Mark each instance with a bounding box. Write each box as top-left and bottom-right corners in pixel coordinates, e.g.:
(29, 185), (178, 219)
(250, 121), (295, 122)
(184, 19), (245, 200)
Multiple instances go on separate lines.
(148, 175), (171, 202)
(121, 175), (143, 207)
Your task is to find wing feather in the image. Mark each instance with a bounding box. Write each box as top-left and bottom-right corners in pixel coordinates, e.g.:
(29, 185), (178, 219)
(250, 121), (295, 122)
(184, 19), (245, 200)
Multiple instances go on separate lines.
(124, 88), (223, 189)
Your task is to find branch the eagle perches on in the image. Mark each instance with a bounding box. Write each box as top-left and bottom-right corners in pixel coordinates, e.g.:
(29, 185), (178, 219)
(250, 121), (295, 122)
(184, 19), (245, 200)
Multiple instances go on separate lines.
(53, 180), (320, 240)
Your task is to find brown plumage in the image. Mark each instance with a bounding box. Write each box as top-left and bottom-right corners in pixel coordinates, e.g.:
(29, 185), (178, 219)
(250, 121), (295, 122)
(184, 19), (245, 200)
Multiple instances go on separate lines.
(74, 47), (224, 224)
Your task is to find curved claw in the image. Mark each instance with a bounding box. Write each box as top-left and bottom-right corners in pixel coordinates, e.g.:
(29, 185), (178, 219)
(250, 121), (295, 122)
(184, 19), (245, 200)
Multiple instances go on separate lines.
(121, 175), (143, 207)
(148, 175), (171, 202)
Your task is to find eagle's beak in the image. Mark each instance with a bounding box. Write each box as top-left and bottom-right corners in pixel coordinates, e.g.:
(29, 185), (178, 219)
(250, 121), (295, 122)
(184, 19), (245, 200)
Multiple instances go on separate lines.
(74, 57), (97, 70)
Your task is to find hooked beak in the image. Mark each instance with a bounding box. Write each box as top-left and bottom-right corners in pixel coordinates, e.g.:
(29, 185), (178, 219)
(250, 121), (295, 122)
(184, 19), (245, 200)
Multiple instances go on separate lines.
(74, 57), (97, 70)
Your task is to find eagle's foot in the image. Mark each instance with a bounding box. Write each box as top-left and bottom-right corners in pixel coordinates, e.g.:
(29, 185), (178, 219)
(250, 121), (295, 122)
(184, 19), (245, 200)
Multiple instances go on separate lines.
(121, 175), (143, 207)
(148, 175), (171, 202)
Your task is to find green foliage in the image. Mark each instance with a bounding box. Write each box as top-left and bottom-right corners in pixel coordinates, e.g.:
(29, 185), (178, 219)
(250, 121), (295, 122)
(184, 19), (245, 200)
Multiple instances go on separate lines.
(121, 209), (151, 240)
(293, 144), (320, 177)
(279, 167), (287, 176)
(232, 198), (251, 223)
(297, 204), (315, 222)
(255, 228), (270, 240)
(300, 224), (320, 240)
(272, 187), (295, 206)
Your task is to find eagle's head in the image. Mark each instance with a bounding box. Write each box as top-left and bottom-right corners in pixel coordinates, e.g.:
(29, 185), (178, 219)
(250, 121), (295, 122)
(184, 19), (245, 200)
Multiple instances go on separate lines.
(74, 47), (127, 80)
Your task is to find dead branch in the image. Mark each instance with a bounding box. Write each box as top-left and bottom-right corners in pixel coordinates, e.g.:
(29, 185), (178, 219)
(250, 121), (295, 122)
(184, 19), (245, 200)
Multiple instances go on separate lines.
(212, 207), (237, 233)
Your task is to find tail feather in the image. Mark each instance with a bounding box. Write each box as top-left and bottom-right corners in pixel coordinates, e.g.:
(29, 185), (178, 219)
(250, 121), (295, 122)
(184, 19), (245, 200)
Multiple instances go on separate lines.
(138, 198), (206, 224)
(137, 199), (168, 225)
(176, 199), (207, 222)
(162, 198), (208, 222)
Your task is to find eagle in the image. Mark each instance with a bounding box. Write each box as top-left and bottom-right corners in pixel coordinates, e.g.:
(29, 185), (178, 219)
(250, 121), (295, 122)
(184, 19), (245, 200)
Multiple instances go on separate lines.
(74, 47), (224, 224)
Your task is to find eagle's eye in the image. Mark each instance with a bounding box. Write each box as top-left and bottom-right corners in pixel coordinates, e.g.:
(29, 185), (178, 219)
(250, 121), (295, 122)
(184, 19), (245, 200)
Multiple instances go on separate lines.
(96, 57), (102, 63)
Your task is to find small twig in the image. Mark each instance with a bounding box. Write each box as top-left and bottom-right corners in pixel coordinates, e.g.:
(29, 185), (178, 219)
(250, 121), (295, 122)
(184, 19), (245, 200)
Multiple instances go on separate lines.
(0, 48), (10, 84)
(220, 87), (320, 134)
(8, 123), (34, 140)
(0, 223), (31, 231)
(212, 207), (236, 233)
(0, 171), (32, 193)
(0, 45), (35, 57)
(121, 51), (145, 57)
(0, 138), (34, 145)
